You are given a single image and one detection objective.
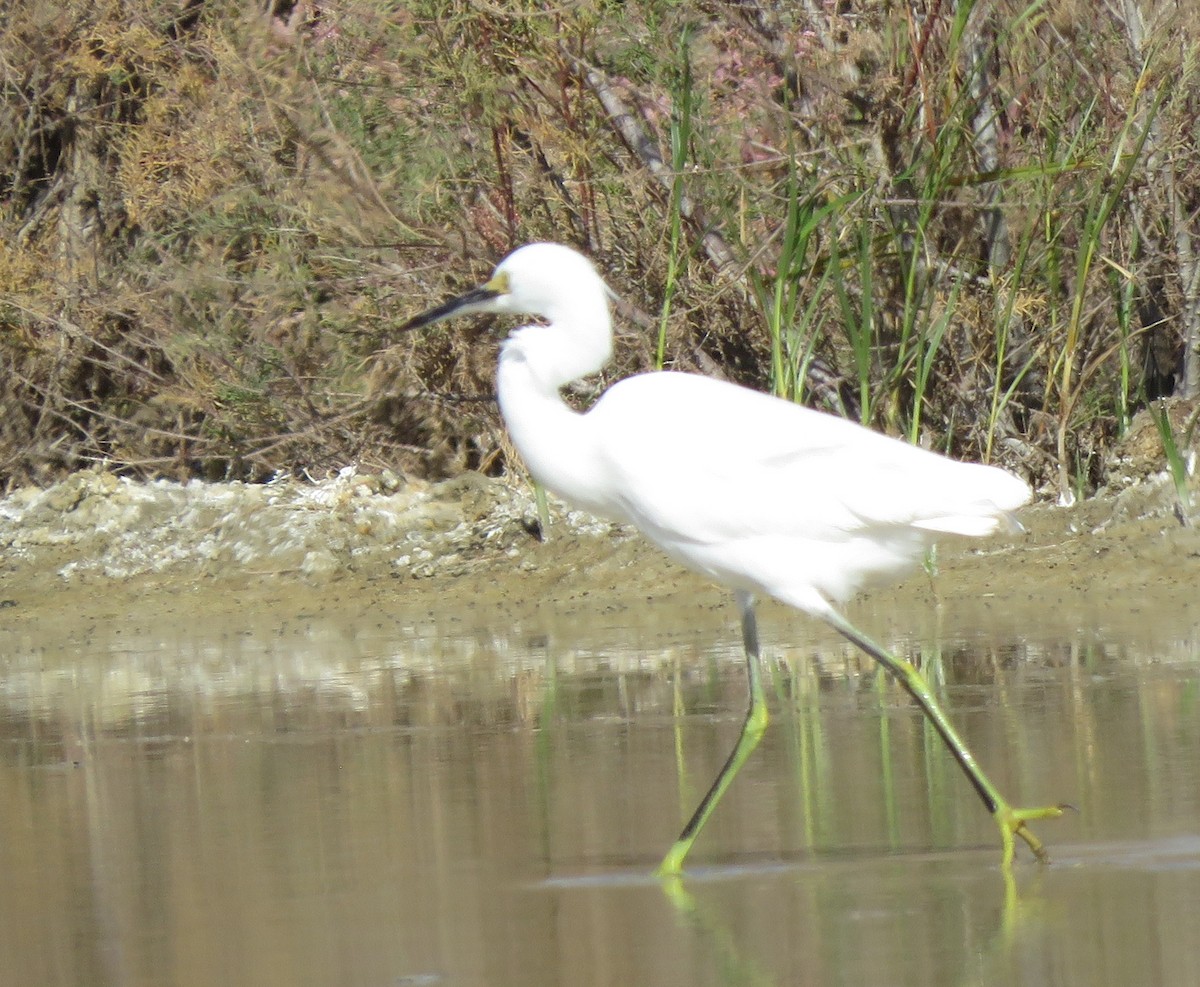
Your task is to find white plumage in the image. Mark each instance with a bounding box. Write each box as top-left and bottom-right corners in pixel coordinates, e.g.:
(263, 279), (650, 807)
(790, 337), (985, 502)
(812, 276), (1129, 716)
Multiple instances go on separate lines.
(401, 241), (1060, 875)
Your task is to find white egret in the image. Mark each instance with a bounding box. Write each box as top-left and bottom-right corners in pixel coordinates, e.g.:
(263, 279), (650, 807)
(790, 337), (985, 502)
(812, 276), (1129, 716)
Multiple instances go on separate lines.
(399, 242), (1063, 875)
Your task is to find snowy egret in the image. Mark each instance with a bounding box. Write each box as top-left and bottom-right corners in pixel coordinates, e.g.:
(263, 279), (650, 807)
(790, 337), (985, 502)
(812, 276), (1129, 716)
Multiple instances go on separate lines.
(399, 242), (1064, 875)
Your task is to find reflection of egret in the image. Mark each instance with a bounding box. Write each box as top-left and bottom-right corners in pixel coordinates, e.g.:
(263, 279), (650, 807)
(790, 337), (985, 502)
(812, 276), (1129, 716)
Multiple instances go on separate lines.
(400, 242), (1063, 875)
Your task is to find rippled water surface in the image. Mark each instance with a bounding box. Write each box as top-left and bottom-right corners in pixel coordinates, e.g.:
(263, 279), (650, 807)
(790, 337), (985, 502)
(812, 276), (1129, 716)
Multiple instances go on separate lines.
(2, 593), (1198, 987)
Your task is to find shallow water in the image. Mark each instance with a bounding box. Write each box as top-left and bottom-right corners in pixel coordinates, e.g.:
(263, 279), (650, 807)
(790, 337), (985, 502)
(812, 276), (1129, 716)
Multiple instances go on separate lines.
(1, 595), (1198, 987)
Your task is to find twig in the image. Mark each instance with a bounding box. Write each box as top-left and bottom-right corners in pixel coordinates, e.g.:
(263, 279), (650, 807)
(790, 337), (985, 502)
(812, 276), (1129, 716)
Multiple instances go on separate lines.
(561, 48), (739, 277)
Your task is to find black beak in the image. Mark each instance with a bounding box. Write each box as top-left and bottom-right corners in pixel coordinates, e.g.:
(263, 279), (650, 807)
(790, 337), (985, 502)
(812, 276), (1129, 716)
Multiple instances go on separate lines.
(397, 284), (503, 333)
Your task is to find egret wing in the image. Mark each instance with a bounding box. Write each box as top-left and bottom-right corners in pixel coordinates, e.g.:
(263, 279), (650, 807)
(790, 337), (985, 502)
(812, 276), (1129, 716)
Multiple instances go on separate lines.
(585, 372), (1028, 548)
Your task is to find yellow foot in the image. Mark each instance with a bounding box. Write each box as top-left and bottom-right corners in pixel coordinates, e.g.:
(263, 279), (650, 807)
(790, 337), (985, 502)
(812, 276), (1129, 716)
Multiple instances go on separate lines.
(657, 872), (697, 914)
(995, 802), (1073, 867)
(656, 841), (691, 879)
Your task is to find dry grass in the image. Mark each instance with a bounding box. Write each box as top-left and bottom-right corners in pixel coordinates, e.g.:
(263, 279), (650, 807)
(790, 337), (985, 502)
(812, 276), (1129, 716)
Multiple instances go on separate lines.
(2, 0), (1198, 495)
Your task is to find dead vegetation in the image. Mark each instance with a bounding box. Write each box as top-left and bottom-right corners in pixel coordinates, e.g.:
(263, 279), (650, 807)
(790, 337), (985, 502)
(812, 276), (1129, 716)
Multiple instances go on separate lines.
(2, 1), (1198, 498)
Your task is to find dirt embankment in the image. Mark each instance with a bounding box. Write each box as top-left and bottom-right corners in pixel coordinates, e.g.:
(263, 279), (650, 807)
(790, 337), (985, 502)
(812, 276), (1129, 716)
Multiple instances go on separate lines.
(1, 465), (1197, 653)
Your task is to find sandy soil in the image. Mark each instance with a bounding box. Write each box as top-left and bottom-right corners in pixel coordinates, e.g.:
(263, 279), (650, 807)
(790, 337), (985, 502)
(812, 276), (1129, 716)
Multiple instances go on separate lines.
(1, 466), (1198, 652)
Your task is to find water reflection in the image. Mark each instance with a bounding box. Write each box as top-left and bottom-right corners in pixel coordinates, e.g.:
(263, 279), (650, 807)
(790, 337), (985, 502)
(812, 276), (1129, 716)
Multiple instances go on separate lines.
(1, 601), (1198, 986)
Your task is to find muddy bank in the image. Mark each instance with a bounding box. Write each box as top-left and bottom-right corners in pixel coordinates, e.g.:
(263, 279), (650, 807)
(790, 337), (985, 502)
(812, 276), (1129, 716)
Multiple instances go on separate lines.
(0, 464), (1198, 657)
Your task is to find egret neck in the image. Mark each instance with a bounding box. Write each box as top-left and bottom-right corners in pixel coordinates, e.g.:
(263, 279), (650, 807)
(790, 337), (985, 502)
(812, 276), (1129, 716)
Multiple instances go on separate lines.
(496, 303), (613, 516)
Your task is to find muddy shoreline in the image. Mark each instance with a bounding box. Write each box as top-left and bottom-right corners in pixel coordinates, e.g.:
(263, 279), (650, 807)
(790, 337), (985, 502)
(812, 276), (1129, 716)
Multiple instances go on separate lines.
(1, 467), (1198, 656)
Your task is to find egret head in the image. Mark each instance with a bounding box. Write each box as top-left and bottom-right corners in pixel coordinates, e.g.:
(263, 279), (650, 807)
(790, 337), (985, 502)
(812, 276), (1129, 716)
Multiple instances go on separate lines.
(398, 243), (609, 332)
